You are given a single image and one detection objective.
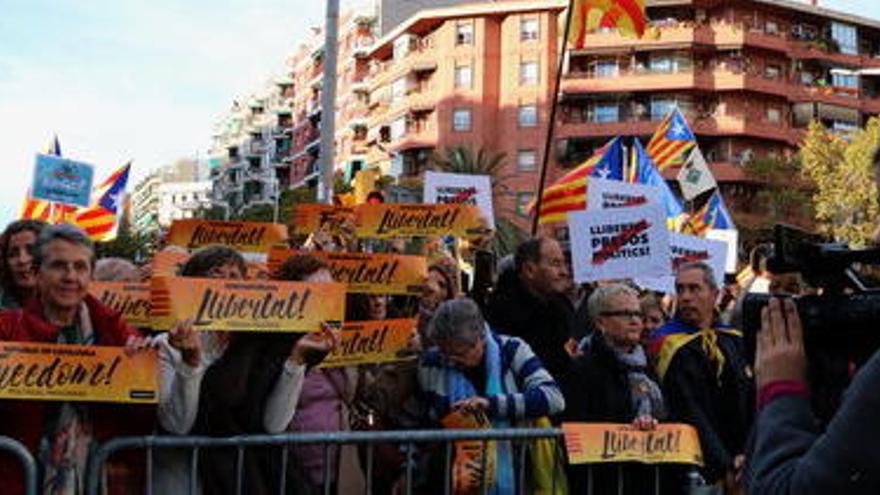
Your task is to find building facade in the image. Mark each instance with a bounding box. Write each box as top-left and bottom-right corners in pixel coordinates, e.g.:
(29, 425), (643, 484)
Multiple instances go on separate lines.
(156, 181), (214, 226)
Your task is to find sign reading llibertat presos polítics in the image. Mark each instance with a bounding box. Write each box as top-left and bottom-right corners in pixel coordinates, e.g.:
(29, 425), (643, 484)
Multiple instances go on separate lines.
(423, 171), (495, 229)
(636, 232), (728, 293)
(568, 204), (670, 283)
(587, 178), (663, 212)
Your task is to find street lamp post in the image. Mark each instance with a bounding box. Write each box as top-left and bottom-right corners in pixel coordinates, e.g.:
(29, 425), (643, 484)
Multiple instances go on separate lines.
(318, 0), (340, 205)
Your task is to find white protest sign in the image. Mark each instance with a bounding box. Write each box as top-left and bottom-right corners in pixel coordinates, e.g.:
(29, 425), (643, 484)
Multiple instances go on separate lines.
(706, 228), (739, 273)
(636, 233), (728, 292)
(423, 171), (494, 229)
(568, 204), (670, 283)
(587, 178), (663, 212)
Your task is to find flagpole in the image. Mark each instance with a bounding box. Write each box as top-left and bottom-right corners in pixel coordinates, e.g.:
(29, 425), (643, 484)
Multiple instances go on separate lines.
(531, 0), (575, 236)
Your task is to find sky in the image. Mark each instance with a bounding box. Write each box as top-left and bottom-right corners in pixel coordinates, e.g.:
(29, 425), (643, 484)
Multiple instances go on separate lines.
(0, 0), (878, 227)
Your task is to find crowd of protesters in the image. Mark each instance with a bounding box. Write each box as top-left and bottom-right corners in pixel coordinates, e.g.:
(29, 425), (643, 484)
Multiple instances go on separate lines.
(0, 217), (826, 495)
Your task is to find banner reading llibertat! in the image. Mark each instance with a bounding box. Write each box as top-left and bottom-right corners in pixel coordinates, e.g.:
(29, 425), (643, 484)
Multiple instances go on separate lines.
(320, 318), (416, 367)
(88, 282), (152, 327)
(166, 219), (288, 255)
(0, 342), (158, 404)
(355, 203), (490, 239)
(290, 204), (356, 236)
(268, 248), (427, 295)
(150, 276), (345, 332)
(563, 423), (703, 465)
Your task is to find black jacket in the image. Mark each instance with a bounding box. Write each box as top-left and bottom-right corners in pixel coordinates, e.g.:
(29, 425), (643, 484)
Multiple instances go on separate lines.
(562, 336), (675, 494)
(485, 272), (576, 380)
(659, 326), (754, 484)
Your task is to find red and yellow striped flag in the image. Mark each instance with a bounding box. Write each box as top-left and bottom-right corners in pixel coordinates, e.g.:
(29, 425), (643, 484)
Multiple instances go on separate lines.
(74, 162), (131, 242)
(532, 138), (618, 224)
(568, 0), (648, 47)
(19, 192), (52, 222)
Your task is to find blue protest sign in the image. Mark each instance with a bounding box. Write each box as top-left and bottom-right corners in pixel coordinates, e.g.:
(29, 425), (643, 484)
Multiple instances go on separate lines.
(31, 154), (95, 207)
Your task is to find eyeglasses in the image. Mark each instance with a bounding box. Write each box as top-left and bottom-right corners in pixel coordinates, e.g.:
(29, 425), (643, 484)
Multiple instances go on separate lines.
(600, 310), (644, 320)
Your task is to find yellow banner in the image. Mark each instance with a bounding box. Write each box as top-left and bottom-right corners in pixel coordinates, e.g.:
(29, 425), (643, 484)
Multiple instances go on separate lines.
(355, 203), (490, 239)
(268, 248), (427, 295)
(166, 219), (288, 254)
(290, 204), (356, 236)
(321, 318), (416, 367)
(150, 276), (346, 332)
(0, 342), (158, 403)
(88, 282), (152, 327)
(562, 423), (703, 466)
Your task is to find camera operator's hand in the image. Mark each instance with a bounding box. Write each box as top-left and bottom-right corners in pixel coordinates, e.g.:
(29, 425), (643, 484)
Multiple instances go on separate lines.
(756, 298), (807, 390)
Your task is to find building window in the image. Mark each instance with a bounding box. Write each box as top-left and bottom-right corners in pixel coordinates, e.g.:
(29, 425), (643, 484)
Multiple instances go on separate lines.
(518, 105), (538, 127)
(832, 71), (858, 89)
(456, 21), (474, 45)
(521, 18), (539, 41)
(765, 21), (779, 35)
(650, 98), (676, 121)
(516, 192), (536, 216)
(454, 64), (473, 89)
(390, 117), (407, 141)
(391, 77), (407, 103)
(517, 149), (538, 171)
(831, 22), (857, 55)
(594, 60), (619, 78)
(520, 61), (539, 85)
(393, 35), (411, 60)
(453, 108), (472, 131)
(593, 103), (620, 123)
(764, 64), (782, 79)
(766, 107), (782, 123)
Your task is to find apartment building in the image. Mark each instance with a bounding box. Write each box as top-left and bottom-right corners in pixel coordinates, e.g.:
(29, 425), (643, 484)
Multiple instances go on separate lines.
(130, 159), (212, 235)
(366, 0), (565, 223)
(559, 0), (880, 183)
(364, 0), (880, 227)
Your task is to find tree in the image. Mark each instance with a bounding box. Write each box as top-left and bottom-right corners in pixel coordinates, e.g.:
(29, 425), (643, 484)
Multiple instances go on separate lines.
(800, 118), (880, 247)
(430, 145), (526, 257)
(94, 225), (158, 263)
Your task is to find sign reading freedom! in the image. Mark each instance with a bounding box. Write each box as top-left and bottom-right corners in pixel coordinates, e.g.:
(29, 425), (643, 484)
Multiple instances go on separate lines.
(563, 423), (703, 465)
(166, 220), (288, 254)
(355, 203), (489, 239)
(88, 282), (152, 327)
(150, 276), (345, 332)
(268, 248), (427, 295)
(0, 342), (158, 404)
(321, 319), (416, 367)
(290, 204), (356, 236)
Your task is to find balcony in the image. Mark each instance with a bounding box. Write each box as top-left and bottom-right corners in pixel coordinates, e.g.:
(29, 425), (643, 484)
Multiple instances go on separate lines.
(562, 68), (709, 94)
(386, 119), (438, 152)
(789, 84), (861, 109)
(557, 114), (799, 145)
(710, 22), (789, 54)
(571, 22), (714, 54)
(711, 69), (792, 98)
(370, 41), (437, 89)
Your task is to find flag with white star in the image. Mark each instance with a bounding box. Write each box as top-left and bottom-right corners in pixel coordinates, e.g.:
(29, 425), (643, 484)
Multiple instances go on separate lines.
(74, 162), (131, 241)
(646, 108), (697, 172)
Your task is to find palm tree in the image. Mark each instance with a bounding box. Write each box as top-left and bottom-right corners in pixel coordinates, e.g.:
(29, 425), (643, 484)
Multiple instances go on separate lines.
(430, 145), (526, 257)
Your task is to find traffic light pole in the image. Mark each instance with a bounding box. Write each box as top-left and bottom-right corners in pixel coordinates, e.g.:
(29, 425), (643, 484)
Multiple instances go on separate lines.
(318, 0), (340, 205)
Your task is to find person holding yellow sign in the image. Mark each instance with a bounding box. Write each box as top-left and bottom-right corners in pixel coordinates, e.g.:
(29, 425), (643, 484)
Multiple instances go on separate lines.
(155, 246), (339, 494)
(0, 224), (153, 495)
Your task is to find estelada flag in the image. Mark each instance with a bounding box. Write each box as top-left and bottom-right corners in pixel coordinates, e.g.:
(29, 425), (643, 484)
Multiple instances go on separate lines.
(646, 108), (697, 172)
(75, 162), (131, 241)
(531, 137), (624, 224)
(568, 0), (648, 46)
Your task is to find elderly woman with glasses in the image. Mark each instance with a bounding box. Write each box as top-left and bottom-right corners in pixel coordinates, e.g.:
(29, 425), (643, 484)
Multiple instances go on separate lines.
(561, 283), (667, 494)
(417, 298), (565, 494)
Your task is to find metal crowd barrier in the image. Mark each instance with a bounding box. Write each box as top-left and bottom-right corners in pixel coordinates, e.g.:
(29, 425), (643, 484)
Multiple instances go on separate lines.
(86, 428), (695, 495)
(0, 436), (38, 495)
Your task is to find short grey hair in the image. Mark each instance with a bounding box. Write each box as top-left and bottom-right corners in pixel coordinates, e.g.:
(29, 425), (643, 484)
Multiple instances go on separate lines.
(34, 224), (96, 270)
(676, 261), (718, 291)
(428, 298), (485, 345)
(587, 283), (639, 322)
(94, 257), (139, 282)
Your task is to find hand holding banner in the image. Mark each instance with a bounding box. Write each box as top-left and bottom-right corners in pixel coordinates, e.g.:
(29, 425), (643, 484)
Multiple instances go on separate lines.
(568, 205), (671, 283)
(150, 277), (346, 332)
(563, 423), (703, 465)
(320, 319), (417, 367)
(268, 248), (427, 295)
(0, 342), (158, 403)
